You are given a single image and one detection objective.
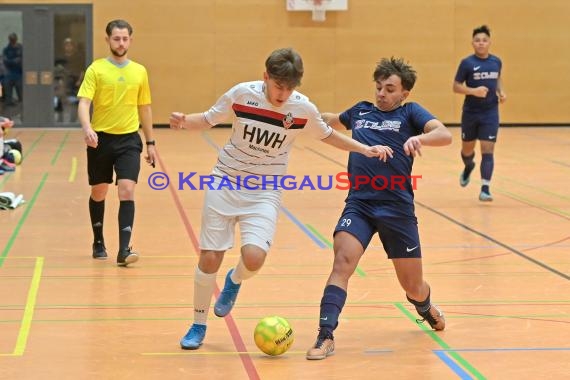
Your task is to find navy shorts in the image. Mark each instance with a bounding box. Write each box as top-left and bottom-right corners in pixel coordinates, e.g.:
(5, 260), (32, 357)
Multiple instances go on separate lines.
(87, 131), (143, 185)
(333, 200), (421, 259)
(461, 108), (499, 142)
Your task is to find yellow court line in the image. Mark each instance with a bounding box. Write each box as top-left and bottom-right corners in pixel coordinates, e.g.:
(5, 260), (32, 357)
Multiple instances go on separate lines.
(141, 350), (306, 356)
(0, 257), (44, 357)
(68, 157), (77, 183)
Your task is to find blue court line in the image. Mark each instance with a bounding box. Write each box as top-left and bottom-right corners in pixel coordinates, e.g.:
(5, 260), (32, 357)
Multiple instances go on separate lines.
(434, 351), (474, 380)
(434, 346), (570, 378)
(280, 206), (327, 248)
(306, 223), (366, 277)
(396, 303), (485, 379)
(201, 130), (222, 151)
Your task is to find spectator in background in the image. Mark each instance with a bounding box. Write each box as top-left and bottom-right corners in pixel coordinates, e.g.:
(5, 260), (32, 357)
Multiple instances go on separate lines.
(54, 37), (85, 122)
(2, 33), (23, 106)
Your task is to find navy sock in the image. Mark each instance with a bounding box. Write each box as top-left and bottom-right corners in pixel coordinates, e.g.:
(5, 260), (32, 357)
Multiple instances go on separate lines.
(481, 153), (494, 192)
(319, 285), (347, 335)
(461, 152), (475, 167)
(461, 153), (475, 178)
(118, 200), (135, 251)
(89, 198), (105, 244)
(407, 290), (431, 315)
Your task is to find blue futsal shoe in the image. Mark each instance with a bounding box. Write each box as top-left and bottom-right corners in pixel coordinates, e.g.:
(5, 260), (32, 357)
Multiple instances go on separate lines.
(180, 324), (207, 350)
(479, 190), (493, 202)
(214, 269), (241, 317)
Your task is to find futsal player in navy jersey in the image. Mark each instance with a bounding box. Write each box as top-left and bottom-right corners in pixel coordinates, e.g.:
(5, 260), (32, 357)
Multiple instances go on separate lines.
(169, 48), (387, 351)
(306, 57), (452, 360)
(454, 25), (506, 201)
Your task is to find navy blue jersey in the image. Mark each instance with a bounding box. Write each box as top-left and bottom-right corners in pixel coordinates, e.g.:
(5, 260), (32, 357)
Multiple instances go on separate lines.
(339, 101), (434, 205)
(454, 54), (502, 111)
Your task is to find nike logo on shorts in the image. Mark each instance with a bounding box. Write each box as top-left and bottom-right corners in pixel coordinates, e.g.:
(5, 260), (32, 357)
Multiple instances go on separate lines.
(406, 245), (418, 253)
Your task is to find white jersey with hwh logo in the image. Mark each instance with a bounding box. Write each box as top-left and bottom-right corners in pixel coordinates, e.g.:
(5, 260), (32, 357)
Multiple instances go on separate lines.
(203, 81), (333, 181)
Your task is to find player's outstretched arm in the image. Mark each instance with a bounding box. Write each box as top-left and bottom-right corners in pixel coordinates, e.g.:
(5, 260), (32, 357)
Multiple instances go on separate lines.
(169, 112), (213, 131)
(322, 130), (385, 159)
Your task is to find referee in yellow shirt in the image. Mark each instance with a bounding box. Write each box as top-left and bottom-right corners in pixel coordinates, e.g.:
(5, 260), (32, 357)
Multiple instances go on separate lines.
(78, 19), (155, 266)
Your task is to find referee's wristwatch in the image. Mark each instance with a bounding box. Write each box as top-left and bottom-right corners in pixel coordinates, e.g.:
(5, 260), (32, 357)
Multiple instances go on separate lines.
(146, 140), (156, 146)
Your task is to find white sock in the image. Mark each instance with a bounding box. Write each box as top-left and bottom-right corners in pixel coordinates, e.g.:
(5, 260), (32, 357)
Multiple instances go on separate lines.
(0, 137), (4, 159)
(193, 267), (217, 325)
(230, 256), (259, 284)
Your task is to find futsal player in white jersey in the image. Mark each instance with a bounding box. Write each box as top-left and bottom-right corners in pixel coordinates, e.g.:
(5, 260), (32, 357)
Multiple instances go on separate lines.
(169, 47), (391, 350)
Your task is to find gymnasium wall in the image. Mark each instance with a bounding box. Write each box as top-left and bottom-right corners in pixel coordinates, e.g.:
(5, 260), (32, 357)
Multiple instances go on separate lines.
(13, 0), (570, 124)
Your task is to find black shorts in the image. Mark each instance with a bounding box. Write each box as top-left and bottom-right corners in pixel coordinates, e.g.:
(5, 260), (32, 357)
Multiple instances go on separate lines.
(87, 131), (143, 185)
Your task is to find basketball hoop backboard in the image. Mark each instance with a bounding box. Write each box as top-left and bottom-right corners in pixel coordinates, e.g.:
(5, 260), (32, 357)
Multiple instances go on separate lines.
(286, 0), (348, 22)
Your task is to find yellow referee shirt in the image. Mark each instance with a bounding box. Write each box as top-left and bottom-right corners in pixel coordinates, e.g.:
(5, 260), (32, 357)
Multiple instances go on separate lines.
(78, 58), (151, 134)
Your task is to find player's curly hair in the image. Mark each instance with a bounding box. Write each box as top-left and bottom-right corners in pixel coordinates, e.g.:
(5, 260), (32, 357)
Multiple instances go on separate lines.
(373, 57), (417, 91)
(265, 48), (304, 89)
(473, 25), (491, 37)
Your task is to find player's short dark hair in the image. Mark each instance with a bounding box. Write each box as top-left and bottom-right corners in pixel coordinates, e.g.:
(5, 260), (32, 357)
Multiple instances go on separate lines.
(373, 57), (417, 91)
(473, 25), (490, 37)
(265, 48), (304, 89)
(106, 19), (133, 37)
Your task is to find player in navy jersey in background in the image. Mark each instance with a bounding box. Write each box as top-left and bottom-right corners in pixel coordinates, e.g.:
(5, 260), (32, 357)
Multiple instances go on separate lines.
(169, 48), (388, 351)
(306, 57), (452, 360)
(454, 25), (506, 201)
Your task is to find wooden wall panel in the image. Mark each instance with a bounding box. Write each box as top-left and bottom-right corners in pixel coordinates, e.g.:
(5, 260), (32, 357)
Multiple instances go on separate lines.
(9, 0), (570, 124)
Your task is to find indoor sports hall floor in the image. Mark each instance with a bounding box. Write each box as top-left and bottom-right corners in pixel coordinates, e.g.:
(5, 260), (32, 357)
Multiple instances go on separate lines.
(0, 127), (568, 379)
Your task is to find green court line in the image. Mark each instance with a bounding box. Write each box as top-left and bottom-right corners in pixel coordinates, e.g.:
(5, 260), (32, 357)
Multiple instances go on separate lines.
(395, 302), (486, 380)
(68, 157), (78, 182)
(306, 223), (366, 277)
(497, 190), (570, 218)
(429, 151), (570, 216)
(50, 131), (70, 166)
(498, 178), (570, 202)
(12, 257), (44, 356)
(0, 173), (49, 268)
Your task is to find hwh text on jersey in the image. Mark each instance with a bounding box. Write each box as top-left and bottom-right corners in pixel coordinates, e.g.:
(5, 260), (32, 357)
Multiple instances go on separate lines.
(243, 124), (287, 149)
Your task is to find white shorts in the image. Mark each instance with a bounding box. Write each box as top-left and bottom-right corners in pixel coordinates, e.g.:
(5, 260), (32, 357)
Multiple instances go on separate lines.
(199, 185), (282, 252)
